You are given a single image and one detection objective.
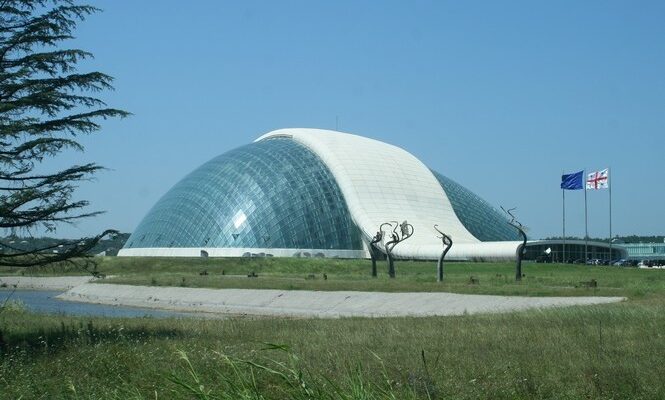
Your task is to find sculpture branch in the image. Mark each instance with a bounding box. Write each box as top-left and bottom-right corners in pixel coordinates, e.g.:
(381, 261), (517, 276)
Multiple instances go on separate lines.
(384, 220), (414, 278)
(501, 206), (528, 281)
(369, 227), (384, 278)
(434, 224), (453, 282)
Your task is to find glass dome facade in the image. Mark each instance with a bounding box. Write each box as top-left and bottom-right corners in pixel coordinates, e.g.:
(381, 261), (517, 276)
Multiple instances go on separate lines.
(125, 137), (363, 251)
(124, 133), (519, 257)
(431, 171), (521, 242)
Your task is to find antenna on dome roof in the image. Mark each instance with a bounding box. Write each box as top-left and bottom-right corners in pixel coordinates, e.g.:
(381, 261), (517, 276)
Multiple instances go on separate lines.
(335, 115), (340, 131)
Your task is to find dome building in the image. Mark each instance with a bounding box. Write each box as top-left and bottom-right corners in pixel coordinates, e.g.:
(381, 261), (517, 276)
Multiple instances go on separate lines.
(119, 128), (526, 260)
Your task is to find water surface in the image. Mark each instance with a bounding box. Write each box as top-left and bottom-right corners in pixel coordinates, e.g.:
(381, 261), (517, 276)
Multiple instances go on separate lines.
(1, 289), (199, 318)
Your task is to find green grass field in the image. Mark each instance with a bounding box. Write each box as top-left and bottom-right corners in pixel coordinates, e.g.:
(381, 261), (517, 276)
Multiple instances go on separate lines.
(3, 256), (664, 297)
(2, 258), (665, 398)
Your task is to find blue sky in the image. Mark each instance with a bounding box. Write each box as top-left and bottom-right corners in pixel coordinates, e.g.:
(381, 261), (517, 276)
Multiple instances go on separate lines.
(50, 0), (664, 240)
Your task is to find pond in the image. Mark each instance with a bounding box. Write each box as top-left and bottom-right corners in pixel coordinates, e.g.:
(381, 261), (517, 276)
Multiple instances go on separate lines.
(0, 289), (200, 319)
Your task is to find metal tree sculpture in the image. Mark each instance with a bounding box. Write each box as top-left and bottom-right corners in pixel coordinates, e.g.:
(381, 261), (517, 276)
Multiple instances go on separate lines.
(385, 220), (414, 278)
(369, 223), (391, 277)
(434, 225), (453, 282)
(501, 206), (528, 282)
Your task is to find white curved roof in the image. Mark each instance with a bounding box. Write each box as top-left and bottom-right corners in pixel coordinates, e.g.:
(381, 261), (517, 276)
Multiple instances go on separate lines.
(256, 128), (521, 260)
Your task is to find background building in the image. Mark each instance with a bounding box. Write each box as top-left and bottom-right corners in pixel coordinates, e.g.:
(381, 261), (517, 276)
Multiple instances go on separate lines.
(620, 242), (665, 263)
(523, 239), (626, 263)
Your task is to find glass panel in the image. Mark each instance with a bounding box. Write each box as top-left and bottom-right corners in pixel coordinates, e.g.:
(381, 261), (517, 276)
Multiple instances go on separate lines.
(431, 170), (520, 241)
(126, 138), (363, 250)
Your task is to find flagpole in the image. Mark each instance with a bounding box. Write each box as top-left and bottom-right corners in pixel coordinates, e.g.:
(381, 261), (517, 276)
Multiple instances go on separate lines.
(609, 167), (612, 261)
(584, 169), (588, 262)
(562, 183), (566, 263)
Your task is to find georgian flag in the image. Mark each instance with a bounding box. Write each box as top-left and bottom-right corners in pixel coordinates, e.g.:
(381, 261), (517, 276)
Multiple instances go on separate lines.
(586, 168), (609, 190)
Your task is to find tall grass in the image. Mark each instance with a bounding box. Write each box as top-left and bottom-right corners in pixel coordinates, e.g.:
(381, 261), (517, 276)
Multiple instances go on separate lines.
(2, 297), (665, 399)
(0, 299), (25, 313)
(167, 345), (412, 400)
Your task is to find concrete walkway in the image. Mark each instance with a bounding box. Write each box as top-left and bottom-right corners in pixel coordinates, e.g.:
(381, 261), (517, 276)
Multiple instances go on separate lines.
(58, 283), (625, 318)
(0, 276), (97, 290)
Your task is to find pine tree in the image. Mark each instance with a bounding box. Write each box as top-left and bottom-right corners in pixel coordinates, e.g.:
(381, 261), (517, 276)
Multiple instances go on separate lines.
(0, 0), (129, 267)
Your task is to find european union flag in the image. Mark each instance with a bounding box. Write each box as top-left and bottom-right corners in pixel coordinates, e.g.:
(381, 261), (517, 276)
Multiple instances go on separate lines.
(561, 170), (584, 190)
